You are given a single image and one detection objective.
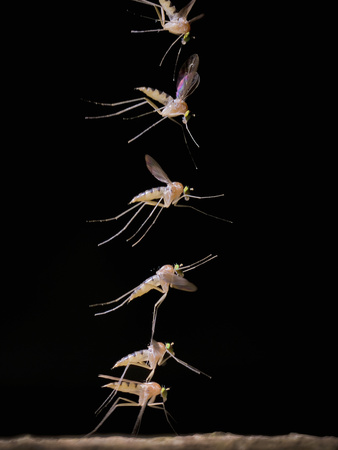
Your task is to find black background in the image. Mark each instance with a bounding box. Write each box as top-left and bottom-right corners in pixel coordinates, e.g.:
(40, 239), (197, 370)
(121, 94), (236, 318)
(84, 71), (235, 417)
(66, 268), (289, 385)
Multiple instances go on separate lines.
(1, 1), (336, 438)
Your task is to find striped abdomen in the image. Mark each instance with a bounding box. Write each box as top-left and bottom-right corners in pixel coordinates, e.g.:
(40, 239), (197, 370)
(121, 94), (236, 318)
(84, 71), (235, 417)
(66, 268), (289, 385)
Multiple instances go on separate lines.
(113, 349), (150, 368)
(135, 87), (173, 105)
(130, 186), (166, 203)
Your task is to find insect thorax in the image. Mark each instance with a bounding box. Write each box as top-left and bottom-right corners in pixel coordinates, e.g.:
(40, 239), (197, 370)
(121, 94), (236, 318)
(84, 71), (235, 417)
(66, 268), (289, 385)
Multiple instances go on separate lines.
(164, 181), (184, 206)
(163, 18), (191, 36)
(140, 382), (162, 402)
(162, 99), (188, 118)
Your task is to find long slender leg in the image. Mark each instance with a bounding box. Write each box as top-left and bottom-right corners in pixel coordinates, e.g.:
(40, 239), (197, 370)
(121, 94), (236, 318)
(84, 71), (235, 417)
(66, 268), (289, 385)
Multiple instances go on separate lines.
(159, 34), (182, 66)
(151, 291), (168, 340)
(90, 286), (137, 308)
(87, 202), (142, 223)
(86, 397), (139, 437)
(94, 295), (133, 316)
(85, 99), (149, 119)
(126, 197), (163, 242)
(132, 402), (148, 435)
(131, 207), (164, 247)
(128, 116), (168, 144)
(94, 363), (131, 415)
(148, 400), (177, 434)
(98, 202), (147, 246)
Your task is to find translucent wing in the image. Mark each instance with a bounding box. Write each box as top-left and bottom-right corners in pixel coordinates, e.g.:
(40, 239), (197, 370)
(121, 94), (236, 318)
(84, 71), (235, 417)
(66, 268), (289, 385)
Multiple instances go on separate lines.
(160, 272), (197, 291)
(177, 0), (197, 19)
(145, 154), (172, 184)
(176, 54), (200, 100)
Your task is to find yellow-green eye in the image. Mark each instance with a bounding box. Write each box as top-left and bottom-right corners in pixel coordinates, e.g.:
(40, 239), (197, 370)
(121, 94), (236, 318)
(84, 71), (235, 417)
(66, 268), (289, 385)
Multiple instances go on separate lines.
(183, 185), (191, 201)
(165, 342), (175, 355)
(184, 110), (192, 122)
(174, 263), (184, 277)
(161, 387), (168, 401)
(182, 32), (191, 44)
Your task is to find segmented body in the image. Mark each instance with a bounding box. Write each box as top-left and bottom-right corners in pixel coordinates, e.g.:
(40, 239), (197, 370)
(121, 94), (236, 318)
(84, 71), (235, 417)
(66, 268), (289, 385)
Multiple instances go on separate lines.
(135, 87), (189, 118)
(102, 377), (162, 405)
(130, 182), (184, 207)
(160, 0), (191, 35)
(127, 265), (174, 304)
(113, 341), (167, 370)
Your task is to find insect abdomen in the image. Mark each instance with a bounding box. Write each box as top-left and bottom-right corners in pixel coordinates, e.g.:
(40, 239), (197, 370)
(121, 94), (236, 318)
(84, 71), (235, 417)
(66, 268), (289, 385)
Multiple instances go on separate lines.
(130, 187), (165, 203)
(114, 350), (148, 368)
(159, 0), (176, 18)
(113, 380), (140, 393)
(135, 87), (173, 105)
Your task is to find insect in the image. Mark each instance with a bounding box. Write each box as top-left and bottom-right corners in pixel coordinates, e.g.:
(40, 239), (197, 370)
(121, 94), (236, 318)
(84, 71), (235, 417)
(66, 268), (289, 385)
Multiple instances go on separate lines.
(131, 0), (204, 72)
(87, 375), (173, 435)
(90, 254), (217, 339)
(95, 339), (211, 421)
(84, 54), (200, 167)
(112, 339), (211, 383)
(87, 154), (231, 247)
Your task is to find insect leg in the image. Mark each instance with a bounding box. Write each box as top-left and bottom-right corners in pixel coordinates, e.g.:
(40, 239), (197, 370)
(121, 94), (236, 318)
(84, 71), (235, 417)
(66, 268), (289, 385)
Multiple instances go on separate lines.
(89, 286), (137, 308)
(128, 117), (168, 144)
(94, 363), (131, 415)
(151, 291), (168, 340)
(168, 117), (198, 169)
(132, 401), (148, 435)
(127, 94), (168, 143)
(85, 98), (149, 119)
(97, 202), (148, 246)
(174, 203), (233, 223)
(86, 396), (138, 437)
(159, 33), (183, 67)
(87, 202), (142, 223)
(180, 254), (218, 273)
(164, 349), (212, 378)
(148, 399), (177, 435)
(131, 207), (164, 247)
(127, 198), (165, 246)
(93, 295), (133, 316)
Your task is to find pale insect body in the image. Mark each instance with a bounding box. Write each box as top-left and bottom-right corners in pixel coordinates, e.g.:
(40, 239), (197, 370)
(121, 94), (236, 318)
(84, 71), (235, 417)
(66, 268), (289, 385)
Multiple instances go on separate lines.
(84, 54), (200, 167)
(87, 155), (231, 247)
(90, 254), (218, 339)
(131, 0), (204, 69)
(87, 375), (172, 436)
(113, 339), (212, 382)
(94, 339), (211, 423)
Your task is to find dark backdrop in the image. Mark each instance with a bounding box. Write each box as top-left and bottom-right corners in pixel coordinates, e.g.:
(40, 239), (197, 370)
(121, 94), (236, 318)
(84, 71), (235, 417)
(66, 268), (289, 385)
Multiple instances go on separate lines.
(1, 1), (336, 438)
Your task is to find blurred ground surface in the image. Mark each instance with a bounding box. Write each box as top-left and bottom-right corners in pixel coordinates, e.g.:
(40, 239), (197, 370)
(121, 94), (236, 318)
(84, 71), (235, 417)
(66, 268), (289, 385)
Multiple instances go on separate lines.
(0, 433), (337, 450)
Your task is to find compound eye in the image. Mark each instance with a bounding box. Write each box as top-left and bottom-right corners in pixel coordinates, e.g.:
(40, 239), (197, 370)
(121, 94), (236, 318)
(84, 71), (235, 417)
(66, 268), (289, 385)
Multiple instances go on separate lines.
(184, 110), (191, 123)
(182, 32), (191, 44)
